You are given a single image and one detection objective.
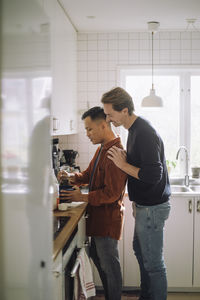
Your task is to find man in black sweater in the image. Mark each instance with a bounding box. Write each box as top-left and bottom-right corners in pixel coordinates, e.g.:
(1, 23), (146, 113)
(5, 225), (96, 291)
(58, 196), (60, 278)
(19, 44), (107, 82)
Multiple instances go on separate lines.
(102, 87), (171, 300)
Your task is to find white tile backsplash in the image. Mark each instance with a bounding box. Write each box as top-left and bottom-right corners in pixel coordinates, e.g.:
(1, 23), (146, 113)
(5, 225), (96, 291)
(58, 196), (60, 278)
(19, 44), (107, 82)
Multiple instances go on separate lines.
(59, 30), (200, 169)
(170, 40), (181, 50)
(87, 61), (98, 71)
(88, 40), (98, 51)
(78, 33), (87, 41)
(170, 32), (181, 39)
(118, 40), (129, 50)
(160, 39), (170, 49)
(192, 50), (200, 63)
(118, 32), (129, 40)
(181, 39), (191, 50)
(88, 33), (98, 40)
(87, 71), (98, 82)
(98, 33), (108, 40)
(181, 49), (191, 63)
(98, 40), (108, 50)
(98, 71), (108, 81)
(129, 32), (139, 39)
(98, 50), (108, 61)
(139, 39), (150, 50)
(108, 50), (118, 61)
(118, 50), (129, 61)
(87, 51), (98, 61)
(77, 41), (87, 51)
(192, 39), (200, 49)
(108, 40), (118, 50)
(129, 39), (139, 50)
(78, 71), (87, 82)
(77, 51), (87, 61)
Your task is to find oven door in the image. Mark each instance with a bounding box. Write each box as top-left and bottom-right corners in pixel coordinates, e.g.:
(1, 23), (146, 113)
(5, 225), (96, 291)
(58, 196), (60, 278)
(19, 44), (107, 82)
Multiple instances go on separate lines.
(62, 226), (78, 300)
(63, 246), (78, 300)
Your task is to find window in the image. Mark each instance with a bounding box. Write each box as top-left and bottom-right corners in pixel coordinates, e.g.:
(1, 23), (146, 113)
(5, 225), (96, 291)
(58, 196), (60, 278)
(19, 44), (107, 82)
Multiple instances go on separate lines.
(191, 76), (200, 168)
(119, 67), (200, 177)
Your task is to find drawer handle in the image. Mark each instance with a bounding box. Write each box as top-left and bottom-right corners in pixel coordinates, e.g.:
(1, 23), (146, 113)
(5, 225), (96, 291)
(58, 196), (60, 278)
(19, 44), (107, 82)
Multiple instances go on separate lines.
(189, 200), (192, 213)
(53, 271), (61, 278)
(197, 200), (200, 213)
(53, 118), (60, 131)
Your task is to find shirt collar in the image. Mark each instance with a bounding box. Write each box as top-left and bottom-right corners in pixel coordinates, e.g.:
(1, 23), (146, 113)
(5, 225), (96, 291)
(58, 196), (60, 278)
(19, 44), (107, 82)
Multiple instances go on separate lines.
(101, 137), (121, 151)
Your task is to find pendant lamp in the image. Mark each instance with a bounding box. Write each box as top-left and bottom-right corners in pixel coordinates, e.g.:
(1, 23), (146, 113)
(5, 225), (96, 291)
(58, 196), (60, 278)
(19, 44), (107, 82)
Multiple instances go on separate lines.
(141, 21), (163, 107)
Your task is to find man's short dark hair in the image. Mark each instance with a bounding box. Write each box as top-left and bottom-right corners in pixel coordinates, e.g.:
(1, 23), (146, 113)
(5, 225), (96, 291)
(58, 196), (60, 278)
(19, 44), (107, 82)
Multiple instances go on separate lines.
(101, 87), (134, 115)
(81, 106), (106, 121)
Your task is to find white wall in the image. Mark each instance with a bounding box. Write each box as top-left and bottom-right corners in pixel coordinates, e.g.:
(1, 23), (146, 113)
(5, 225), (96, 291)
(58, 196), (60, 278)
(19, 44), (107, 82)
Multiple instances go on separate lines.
(59, 30), (200, 171)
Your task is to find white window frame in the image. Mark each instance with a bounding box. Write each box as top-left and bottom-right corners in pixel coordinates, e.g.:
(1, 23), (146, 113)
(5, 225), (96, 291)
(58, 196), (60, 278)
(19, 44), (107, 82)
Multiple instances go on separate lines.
(117, 65), (200, 177)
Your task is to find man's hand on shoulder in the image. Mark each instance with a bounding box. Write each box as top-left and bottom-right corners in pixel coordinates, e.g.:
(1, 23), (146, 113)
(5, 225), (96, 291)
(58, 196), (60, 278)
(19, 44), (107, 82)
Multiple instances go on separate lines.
(107, 146), (127, 169)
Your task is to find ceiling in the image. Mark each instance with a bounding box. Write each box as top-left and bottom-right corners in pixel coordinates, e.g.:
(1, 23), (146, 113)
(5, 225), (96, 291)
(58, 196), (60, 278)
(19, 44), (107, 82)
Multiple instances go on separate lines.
(61, 0), (200, 32)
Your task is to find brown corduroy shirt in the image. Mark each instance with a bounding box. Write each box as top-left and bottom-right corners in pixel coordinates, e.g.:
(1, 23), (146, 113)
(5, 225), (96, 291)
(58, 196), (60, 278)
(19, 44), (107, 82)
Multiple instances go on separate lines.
(74, 137), (127, 240)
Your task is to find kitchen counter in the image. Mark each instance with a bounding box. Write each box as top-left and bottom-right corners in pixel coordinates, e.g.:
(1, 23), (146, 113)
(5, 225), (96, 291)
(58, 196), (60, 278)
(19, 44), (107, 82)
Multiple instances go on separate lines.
(53, 202), (87, 260)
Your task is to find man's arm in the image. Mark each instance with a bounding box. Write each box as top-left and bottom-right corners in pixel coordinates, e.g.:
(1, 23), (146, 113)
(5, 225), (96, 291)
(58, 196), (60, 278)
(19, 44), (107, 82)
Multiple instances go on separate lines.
(108, 133), (163, 184)
(107, 146), (140, 179)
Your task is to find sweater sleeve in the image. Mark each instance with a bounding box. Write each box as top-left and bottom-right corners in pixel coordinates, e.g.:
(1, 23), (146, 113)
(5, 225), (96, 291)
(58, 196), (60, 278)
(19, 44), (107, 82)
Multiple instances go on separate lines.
(88, 157), (127, 206)
(137, 131), (163, 184)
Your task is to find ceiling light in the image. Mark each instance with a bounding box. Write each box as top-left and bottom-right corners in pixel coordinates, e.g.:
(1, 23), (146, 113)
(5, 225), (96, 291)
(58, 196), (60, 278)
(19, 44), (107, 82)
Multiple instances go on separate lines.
(141, 21), (163, 108)
(185, 18), (200, 32)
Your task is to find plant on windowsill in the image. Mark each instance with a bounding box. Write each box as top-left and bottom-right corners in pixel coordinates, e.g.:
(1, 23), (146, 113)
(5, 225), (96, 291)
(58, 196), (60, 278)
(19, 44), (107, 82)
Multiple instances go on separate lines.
(166, 160), (177, 175)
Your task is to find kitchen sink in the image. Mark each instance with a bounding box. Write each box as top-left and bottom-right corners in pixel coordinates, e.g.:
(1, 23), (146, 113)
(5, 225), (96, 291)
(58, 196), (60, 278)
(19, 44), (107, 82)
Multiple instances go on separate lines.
(170, 185), (191, 193)
(170, 177), (196, 186)
(189, 185), (200, 192)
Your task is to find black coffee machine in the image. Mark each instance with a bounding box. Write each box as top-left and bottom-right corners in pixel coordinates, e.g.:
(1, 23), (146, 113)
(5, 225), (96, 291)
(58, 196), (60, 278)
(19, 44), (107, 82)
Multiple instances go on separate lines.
(60, 150), (79, 170)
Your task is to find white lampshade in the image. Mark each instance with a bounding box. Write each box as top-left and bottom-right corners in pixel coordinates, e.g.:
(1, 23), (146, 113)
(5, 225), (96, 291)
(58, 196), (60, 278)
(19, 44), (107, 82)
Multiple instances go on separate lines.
(141, 88), (163, 107)
(141, 21), (163, 108)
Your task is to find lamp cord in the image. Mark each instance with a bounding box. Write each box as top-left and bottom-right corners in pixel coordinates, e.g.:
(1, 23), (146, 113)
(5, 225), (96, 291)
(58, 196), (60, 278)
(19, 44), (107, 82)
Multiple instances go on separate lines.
(151, 31), (154, 90)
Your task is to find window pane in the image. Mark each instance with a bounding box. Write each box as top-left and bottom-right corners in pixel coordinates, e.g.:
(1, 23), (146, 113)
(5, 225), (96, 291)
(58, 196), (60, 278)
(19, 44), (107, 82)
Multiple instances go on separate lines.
(191, 76), (200, 168)
(125, 75), (180, 176)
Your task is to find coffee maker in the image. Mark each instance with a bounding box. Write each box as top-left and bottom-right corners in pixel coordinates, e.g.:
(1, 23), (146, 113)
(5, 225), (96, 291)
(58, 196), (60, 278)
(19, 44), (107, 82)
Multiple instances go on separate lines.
(60, 150), (80, 171)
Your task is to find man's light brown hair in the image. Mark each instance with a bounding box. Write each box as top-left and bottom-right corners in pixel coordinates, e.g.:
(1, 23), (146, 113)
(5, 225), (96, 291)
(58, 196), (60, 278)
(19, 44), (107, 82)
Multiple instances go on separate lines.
(101, 87), (134, 115)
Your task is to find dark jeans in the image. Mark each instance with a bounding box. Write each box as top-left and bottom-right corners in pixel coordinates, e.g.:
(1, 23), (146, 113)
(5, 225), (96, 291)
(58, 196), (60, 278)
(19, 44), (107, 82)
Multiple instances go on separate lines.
(90, 236), (122, 300)
(133, 201), (171, 300)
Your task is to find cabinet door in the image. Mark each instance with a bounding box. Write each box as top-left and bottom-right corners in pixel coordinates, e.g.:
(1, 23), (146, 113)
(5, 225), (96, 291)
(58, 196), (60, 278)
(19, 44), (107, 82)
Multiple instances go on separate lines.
(51, 1), (77, 135)
(53, 252), (63, 300)
(123, 196), (140, 287)
(194, 196), (200, 287)
(164, 196), (194, 288)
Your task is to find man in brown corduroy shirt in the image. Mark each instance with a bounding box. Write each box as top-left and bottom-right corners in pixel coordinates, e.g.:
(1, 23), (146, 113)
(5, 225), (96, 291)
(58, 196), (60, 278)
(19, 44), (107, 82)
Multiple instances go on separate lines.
(58, 107), (127, 300)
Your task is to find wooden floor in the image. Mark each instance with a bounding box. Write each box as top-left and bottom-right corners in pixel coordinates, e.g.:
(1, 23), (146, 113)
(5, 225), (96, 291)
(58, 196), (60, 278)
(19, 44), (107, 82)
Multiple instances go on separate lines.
(92, 292), (200, 300)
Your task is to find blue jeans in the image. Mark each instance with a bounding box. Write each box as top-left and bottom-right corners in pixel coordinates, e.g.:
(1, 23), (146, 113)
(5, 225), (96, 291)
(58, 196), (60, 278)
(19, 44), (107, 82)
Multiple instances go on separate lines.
(90, 236), (122, 300)
(133, 201), (171, 300)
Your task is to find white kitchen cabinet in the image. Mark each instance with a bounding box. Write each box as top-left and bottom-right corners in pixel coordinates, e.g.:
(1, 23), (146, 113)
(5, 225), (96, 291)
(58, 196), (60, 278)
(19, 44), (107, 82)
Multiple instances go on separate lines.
(123, 196), (140, 287)
(164, 196), (194, 288)
(52, 251), (63, 300)
(193, 196), (200, 287)
(123, 194), (200, 290)
(51, 0), (77, 135)
(164, 194), (200, 289)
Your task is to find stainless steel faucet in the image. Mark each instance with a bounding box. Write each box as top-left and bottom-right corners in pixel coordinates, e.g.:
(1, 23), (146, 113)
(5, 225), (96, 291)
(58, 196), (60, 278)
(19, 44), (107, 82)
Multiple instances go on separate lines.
(176, 146), (190, 186)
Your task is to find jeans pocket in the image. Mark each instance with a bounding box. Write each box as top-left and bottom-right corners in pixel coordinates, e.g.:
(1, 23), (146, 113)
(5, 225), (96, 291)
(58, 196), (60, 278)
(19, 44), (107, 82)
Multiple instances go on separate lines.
(153, 204), (171, 231)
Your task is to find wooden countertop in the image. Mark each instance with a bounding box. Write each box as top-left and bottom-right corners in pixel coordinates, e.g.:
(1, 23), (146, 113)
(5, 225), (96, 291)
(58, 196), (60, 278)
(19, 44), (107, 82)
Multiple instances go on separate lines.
(53, 202), (87, 260)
